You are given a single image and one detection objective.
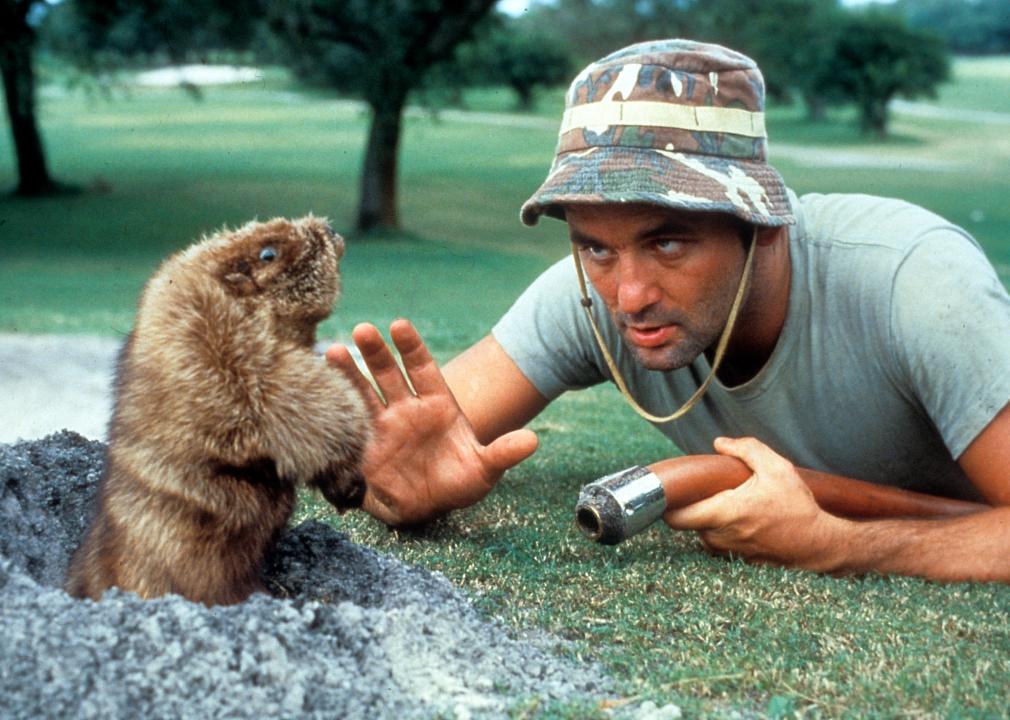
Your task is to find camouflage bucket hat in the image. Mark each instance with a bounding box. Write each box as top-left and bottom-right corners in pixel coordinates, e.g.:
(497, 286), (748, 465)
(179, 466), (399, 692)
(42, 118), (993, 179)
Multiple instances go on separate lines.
(521, 39), (795, 227)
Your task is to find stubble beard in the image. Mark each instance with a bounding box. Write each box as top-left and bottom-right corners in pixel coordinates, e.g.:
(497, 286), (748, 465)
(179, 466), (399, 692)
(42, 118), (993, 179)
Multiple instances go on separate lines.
(612, 276), (742, 372)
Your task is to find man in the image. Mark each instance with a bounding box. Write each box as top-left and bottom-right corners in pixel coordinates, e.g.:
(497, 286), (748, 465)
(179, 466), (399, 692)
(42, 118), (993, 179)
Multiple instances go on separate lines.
(326, 39), (1010, 582)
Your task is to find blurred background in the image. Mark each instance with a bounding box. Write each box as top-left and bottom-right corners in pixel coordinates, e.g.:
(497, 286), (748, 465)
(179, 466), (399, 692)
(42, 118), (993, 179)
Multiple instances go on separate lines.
(1, 0), (1009, 438)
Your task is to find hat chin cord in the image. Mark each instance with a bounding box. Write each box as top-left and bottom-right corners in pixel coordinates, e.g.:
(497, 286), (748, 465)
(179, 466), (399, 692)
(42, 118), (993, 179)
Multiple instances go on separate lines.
(570, 226), (758, 424)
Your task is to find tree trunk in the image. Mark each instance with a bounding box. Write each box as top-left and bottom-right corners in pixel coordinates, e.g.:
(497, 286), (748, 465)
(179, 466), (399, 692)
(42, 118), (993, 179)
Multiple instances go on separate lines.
(860, 95), (890, 138)
(0, 33), (57, 196)
(512, 83), (535, 112)
(357, 90), (407, 233)
(802, 91), (827, 122)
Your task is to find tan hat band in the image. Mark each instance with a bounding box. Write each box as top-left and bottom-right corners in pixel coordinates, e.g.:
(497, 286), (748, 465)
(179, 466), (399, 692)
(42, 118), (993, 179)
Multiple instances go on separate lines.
(561, 101), (766, 139)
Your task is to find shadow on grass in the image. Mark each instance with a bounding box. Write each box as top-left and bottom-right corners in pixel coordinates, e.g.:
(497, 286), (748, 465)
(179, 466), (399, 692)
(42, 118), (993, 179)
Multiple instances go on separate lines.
(3, 179), (85, 199)
(768, 104), (926, 148)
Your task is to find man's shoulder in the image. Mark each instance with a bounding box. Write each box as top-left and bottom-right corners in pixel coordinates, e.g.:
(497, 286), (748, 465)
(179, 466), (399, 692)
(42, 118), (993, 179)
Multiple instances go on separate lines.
(492, 254), (610, 399)
(795, 191), (972, 256)
(792, 191), (986, 306)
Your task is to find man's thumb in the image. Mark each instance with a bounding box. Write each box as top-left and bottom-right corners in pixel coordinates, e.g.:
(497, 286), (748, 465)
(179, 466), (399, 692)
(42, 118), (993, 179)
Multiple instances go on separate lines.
(484, 429), (538, 472)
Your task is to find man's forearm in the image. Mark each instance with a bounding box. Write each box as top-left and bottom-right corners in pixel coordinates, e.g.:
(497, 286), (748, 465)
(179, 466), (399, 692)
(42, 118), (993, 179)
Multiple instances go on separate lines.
(812, 507), (1010, 582)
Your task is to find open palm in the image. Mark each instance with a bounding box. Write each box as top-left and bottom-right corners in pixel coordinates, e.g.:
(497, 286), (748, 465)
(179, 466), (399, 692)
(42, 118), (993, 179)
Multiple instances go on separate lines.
(326, 320), (537, 525)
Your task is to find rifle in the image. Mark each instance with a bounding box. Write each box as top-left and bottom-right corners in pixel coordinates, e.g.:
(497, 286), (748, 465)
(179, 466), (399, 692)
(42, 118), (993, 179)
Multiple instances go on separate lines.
(575, 454), (988, 545)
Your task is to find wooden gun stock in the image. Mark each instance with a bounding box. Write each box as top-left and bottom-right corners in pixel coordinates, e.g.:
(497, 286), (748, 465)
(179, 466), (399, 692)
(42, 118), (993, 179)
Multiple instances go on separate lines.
(652, 455), (987, 519)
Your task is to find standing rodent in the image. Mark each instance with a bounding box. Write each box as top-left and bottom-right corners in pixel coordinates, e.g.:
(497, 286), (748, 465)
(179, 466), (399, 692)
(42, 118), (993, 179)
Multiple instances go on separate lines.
(65, 215), (370, 606)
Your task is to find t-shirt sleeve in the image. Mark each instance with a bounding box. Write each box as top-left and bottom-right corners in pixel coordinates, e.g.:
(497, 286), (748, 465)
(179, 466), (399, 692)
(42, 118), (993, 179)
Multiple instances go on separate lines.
(890, 228), (1010, 458)
(492, 256), (609, 399)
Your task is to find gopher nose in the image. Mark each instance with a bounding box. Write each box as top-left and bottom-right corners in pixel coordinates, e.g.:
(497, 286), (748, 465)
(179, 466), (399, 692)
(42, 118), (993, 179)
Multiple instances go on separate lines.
(330, 231), (346, 258)
(311, 219), (344, 257)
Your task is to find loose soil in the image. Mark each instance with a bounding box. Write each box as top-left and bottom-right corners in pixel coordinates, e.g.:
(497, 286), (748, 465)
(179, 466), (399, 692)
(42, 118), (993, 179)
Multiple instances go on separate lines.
(0, 431), (610, 718)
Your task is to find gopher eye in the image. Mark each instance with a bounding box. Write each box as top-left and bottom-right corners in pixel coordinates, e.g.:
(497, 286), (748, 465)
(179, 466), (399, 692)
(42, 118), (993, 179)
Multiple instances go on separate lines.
(259, 246), (278, 262)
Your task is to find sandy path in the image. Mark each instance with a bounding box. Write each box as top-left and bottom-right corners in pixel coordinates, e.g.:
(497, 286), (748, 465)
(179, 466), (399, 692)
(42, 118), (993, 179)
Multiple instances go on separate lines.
(0, 333), (120, 443)
(0, 334), (366, 444)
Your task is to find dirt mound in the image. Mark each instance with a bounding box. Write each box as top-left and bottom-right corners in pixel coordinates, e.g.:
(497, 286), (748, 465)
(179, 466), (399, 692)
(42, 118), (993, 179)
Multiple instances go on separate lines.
(0, 432), (609, 719)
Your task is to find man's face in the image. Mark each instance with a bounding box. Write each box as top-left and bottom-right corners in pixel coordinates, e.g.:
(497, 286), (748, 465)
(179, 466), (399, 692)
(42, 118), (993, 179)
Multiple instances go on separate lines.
(566, 203), (749, 372)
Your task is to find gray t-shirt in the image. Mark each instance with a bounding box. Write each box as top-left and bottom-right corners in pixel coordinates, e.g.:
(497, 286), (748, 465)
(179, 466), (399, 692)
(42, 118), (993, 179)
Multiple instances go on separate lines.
(493, 191), (1010, 501)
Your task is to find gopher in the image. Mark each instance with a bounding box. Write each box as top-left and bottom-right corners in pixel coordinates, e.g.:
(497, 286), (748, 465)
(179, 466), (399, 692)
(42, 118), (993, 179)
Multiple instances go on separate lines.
(65, 215), (370, 606)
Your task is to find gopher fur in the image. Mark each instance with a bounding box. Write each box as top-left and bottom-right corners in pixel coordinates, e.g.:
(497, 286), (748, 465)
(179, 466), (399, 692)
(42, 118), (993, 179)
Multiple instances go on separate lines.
(65, 216), (370, 606)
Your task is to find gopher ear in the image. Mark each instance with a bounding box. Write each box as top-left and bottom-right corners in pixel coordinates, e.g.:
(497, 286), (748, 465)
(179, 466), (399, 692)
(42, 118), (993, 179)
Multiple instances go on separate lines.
(222, 265), (257, 295)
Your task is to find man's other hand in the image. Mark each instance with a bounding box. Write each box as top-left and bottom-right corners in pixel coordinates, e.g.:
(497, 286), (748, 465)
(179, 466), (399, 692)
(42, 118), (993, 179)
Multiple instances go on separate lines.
(663, 436), (841, 568)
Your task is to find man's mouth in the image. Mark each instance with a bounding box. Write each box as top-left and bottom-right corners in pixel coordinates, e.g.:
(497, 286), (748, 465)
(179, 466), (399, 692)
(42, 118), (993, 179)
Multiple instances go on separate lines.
(624, 324), (677, 348)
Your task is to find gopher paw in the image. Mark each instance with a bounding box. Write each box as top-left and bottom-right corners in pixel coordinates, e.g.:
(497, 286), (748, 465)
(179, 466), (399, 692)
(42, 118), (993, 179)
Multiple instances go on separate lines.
(312, 464), (366, 512)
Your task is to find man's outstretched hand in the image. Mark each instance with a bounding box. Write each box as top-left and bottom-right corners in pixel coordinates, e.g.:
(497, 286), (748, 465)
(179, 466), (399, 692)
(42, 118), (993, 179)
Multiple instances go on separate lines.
(325, 320), (538, 526)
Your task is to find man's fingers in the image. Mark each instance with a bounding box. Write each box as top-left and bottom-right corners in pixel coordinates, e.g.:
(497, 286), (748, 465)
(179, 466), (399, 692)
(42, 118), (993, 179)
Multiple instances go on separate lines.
(663, 489), (738, 531)
(350, 322), (414, 404)
(482, 429), (538, 474)
(713, 436), (790, 477)
(324, 342), (384, 415)
(697, 533), (731, 557)
(388, 318), (452, 397)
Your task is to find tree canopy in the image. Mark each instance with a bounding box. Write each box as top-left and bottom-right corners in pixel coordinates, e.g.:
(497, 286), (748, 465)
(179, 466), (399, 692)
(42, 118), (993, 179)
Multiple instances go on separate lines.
(895, 0), (1010, 55)
(11, 0), (960, 215)
(517, 0), (950, 136)
(822, 10), (950, 136)
(43, 0), (261, 73)
(266, 0), (498, 231)
(459, 17), (572, 111)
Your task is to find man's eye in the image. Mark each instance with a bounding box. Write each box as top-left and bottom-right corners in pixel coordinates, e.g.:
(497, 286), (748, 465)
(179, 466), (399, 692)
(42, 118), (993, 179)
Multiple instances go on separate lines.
(580, 244), (611, 259)
(654, 239), (681, 253)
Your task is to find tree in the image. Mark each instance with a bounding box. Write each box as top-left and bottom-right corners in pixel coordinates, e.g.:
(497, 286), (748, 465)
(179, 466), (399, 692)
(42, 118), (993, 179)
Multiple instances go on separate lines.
(824, 10), (950, 137)
(458, 16), (571, 111)
(526, 0), (689, 68)
(492, 32), (571, 111)
(1, 0), (61, 195)
(2, 0), (259, 197)
(528, 0), (844, 118)
(268, 0), (498, 233)
(44, 0), (261, 77)
(683, 0), (843, 118)
(895, 0), (1010, 55)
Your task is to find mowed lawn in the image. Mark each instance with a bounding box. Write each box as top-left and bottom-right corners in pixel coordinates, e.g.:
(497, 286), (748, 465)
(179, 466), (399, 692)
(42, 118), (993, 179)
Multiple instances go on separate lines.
(2, 58), (1010, 717)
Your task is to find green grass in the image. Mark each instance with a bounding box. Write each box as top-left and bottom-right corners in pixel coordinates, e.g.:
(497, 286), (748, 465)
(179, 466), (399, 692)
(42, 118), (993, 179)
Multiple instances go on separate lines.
(443, 84), (566, 118)
(0, 83), (564, 336)
(937, 55), (1010, 114)
(306, 385), (1010, 717)
(3, 63), (1010, 716)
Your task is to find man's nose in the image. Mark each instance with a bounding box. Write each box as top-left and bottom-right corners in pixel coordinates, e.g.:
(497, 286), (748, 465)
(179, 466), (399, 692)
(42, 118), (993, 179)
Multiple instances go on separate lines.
(615, 256), (661, 315)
